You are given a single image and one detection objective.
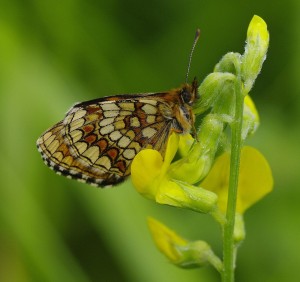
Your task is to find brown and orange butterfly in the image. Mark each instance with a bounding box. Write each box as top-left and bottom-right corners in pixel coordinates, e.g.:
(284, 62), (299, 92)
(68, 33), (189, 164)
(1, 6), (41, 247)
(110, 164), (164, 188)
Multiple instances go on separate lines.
(37, 30), (200, 187)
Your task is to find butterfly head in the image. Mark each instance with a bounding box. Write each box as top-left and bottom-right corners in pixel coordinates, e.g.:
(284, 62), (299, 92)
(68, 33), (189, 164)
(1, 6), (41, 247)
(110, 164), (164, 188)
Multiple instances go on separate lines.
(180, 77), (199, 106)
(171, 78), (199, 134)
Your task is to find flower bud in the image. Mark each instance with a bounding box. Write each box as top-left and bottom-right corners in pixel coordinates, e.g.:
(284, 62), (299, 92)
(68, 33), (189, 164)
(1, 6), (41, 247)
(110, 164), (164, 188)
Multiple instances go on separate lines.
(193, 72), (236, 115)
(234, 214), (246, 243)
(156, 180), (218, 214)
(147, 217), (222, 270)
(214, 52), (241, 75)
(241, 15), (269, 93)
(168, 115), (224, 184)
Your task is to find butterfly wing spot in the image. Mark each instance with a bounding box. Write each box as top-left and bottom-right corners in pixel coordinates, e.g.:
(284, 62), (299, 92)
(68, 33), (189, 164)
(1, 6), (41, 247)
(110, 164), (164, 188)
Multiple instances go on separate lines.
(117, 136), (131, 148)
(74, 141), (88, 155)
(62, 156), (73, 166)
(109, 131), (122, 141)
(146, 115), (156, 124)
(43, 134), (55, 148)
(141, 104), (157, 115)
(97, 139), (108, 152)
(95, 156), (112, 170)
(100, 124), (114, 135)
(123, 148), (136, 160)
(69, 118), (85, 131)
(82, 146), (100, 164)
(142, 127), (157, 139)
(52, 151), (64, 162)
(82, 124), (95, 133)
(84, 134), (97, 144)
(103, 111), (119, 118)
(119, 102), (135, 111)
(99, 117), (115, 127)
(48, 141), (60, 157)
(72, 110), (87, 120)
(42, 131), (53, 142)
(87, 113), (102, 122)
(114, 120), (125, 130)
(101, 103), (120, 111)
(69, 129), (84, 143)
(130, 117), (140, 127)
(125, 130), (135, 139)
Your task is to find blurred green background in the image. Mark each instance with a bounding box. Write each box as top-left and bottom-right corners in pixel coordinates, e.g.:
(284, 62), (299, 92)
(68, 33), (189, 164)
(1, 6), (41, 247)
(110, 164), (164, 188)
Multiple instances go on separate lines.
(0, 0), (299, 281)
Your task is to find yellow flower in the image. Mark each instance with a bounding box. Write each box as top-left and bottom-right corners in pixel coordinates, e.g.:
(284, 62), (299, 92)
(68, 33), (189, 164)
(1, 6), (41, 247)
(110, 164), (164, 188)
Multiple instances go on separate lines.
(131, 133), (218, 213)
(147, 217), (222, 269)
(200, 146), (273, 214)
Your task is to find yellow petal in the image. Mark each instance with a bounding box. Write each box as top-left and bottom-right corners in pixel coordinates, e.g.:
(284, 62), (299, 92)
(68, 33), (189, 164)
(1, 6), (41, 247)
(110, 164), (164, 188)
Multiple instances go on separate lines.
(244, 95), (259, 123)
(131, 132), (179, 199)
(200, 146), (273, 214)
(131, 149), (163, 199)
(147, 217), (187, 263)
(237, 146), (273, 213)
(242, 95), (260, 139)
(162, 132), (180, 171)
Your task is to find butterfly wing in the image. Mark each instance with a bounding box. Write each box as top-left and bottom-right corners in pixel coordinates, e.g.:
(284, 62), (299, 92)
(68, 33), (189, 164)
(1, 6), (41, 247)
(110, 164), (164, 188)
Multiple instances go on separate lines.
(37, 94), (174, 187)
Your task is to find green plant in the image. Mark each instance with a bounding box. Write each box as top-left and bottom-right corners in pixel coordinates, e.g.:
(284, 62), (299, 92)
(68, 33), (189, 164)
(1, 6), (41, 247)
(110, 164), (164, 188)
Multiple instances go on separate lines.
(131, 15), (273, 282)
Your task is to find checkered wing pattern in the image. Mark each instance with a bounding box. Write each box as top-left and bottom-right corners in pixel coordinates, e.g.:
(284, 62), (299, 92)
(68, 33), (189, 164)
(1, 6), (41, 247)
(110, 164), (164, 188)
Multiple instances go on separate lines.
(37, 95), (175, 187)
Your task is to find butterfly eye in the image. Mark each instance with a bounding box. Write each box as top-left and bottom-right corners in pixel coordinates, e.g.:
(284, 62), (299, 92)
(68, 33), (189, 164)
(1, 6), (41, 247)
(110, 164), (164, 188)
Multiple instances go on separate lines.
(181, 88), (193, 105)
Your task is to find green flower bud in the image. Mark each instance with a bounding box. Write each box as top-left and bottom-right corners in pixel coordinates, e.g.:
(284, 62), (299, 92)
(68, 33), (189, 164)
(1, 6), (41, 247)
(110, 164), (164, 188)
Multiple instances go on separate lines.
(156, 180), (218, 214)
(177, 241), (222, 269)
(234, 214), (246, 243)
(193, 72), (236, 115)
(148, 217), (223, 270)
(241, 15), (269, 93)
(214, 52), (242, 75)
(168, 115), (224, 184)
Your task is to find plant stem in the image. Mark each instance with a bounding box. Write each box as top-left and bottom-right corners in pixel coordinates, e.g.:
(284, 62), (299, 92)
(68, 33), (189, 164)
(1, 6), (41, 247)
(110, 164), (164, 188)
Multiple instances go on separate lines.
(222, 76), (244, 282)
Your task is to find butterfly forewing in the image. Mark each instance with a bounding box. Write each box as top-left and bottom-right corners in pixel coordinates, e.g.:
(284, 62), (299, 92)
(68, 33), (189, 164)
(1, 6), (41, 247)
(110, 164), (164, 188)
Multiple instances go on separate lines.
(37, 89), (193, 187)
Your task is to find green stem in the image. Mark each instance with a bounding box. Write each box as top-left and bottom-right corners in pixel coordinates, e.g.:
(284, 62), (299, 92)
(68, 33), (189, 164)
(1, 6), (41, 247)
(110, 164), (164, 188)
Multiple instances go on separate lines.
(222, 76), (244, 282)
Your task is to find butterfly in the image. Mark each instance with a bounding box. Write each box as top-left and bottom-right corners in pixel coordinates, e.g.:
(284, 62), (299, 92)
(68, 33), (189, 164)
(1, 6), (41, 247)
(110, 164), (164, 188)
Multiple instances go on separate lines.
(36, 30), (200, 187)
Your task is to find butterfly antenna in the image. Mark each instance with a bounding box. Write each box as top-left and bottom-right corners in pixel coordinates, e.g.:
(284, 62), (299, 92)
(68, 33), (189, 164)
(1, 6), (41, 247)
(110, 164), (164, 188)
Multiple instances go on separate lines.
(185, 28), (201, 83)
